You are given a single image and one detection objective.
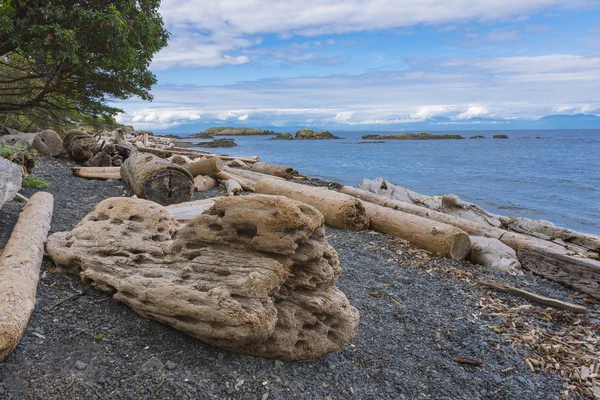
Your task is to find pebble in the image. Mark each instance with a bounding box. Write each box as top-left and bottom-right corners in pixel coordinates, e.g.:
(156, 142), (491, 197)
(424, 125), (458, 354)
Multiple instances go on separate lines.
(74, 361), (87, 370)
(165, 361), (178, 370)
(140, 357), (164, 371)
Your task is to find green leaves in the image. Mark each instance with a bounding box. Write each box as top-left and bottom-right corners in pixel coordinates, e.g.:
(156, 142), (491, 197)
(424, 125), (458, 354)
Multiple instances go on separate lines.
(0, 0), (169, 125)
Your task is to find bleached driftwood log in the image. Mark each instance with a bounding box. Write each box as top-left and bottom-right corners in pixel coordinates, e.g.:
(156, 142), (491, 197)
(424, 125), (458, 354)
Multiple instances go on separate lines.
(165, 198), (218, 222)
(63, 129), (101, 162)
(0, 192), (54, 360)
(71, 167), (121, 180)
(255, 179), (369, 230)
(46, 196), (359, 360)
(468, 237), (523, 275)
(185, 157), (223, 177)
(120, 155), (194, 206)
(225, 167), (285, 182)
(215, 171), (255, 192)
(360, 201), (471, 260)
(222, 179), (242, 196)
(228, 159), (248, 168)
(359, 177), (441, 209)
(32, 130), (63, 156)
(194, 175), (218, 192)
(0, 158), (22, 208)
(252, 162), (299, 180)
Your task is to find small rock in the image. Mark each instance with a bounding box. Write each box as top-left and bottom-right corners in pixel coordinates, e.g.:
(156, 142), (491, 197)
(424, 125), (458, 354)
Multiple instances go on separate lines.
(217, 352), (225, 361)
(166, 361), (178, 370)
(74, 361), (87, 370)
(141, 356), (164, 371)
(274, 360), (284, 368)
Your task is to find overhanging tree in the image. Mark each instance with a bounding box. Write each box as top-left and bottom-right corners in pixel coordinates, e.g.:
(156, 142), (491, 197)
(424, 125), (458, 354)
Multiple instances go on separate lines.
(0, 0), (168, 124)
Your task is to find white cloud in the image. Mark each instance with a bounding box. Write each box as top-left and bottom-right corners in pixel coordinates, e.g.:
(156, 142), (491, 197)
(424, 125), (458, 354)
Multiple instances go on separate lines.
(334, 111), (355, 122)
(410, 106), (449, 120)
(237, 114), (249, 121)
(155, 0), (584, 69)
(455, 106), (489, 120)
(116, 109), (201, 129)
(552, 104), (600, 114)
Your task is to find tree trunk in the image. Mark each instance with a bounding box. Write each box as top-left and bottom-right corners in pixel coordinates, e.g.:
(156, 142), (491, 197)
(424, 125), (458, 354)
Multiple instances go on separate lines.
(361, 201), (471, 260)
(194, 175), (218, 192)
(222, 179), (242, 196)
(185, 157), (223, 177)
(204, 154), (259, 164)
(120, 155), (194, 206)
(0, 192), (54, 360)
(46, 196), (359, 361)
(251, 162), (299, 179)
(71, 167), (121, 180)
(137, 146), (172, 158)
(224, 167), (285, 182)
(63, 129), (100, 162)
(255, 179), (369, 230)
(32, 130), (63, 156)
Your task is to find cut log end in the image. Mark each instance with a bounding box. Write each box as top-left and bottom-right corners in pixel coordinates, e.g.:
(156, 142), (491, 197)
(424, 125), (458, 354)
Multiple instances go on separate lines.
(450, 233), (472, 261)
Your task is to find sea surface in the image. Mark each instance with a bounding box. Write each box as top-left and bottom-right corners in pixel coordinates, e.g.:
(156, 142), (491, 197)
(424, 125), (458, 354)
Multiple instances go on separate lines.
(186, 130), (600, 235)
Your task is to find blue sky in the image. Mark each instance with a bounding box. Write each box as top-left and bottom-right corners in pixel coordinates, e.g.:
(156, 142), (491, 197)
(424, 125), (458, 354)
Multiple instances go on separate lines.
(115, 0), (600, 132)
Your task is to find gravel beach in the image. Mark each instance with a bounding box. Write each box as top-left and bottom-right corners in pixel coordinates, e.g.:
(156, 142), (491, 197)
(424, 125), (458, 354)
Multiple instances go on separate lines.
(1, 156), (598, 399)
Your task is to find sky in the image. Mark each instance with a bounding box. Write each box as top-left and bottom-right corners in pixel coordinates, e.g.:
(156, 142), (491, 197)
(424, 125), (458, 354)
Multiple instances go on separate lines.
(114, 0), (600, 132)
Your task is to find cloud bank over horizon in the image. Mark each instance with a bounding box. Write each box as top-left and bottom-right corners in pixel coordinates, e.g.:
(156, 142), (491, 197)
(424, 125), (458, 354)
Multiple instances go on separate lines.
(115, 0), (600, 131)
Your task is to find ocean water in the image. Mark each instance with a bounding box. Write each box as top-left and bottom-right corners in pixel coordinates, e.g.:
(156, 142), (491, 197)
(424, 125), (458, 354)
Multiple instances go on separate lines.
(188, 130), (600, 235)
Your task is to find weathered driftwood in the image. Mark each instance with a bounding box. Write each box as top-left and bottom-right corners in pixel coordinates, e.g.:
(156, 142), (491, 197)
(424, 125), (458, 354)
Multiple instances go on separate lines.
(31, 130), (63, 156)
(0, 192), (54, 360)
(360, 201), (471, 260)
(255, 179), (369, 230)
(359, 177), (440, 209)
(203, 154), (259, 164)
(468, 237), (523, 275)
(0, 158), (22, 208)
(252, 162), (299, 180)
(185, 157), (223, 177)
(222, 179), (242, 196)
(63, 129), (101, 162)
(478, 281), (588, 313)
(224, 167), (285, 182)
(518, 244), (600, 299)
(228, 159), (248, 168)
(170, 155), (189, 165)
(215, 171), (255, 192)
(137, 146), (172, 158)
(71, 167), (121, 180)
(46, 196), (359, 360)
(165, 198), (218, 222)
(194, 175), (218, 192)
(120, 155), (194, 206)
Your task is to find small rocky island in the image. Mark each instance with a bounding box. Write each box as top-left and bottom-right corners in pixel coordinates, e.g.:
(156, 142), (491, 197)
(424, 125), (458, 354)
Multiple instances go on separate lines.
(195, 138), (237, 148)
(362, 132), (465, 140)
(190, 127), (276, 139)
(270, 129), (341, 140)
(469, 135), (486, 139)
(492, 134), (509, 139)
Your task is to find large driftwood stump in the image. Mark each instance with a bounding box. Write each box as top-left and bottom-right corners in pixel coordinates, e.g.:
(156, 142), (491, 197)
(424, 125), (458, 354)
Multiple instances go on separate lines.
(32, 130), (63, 156)
(46, 196), (359, 360)
(255, 178), (369, 230)
(63, 129), (101, 162)
(0, 157), (22, 208)
(120, 154), (194, 206)
(0, 192), (54, 360)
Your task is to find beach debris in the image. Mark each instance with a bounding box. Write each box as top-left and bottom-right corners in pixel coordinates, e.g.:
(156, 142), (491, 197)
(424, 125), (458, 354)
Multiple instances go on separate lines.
(255, 178), (369, 230)
(453, 357), (483, 366)
(360, 200), (472, 260)
(468, 237), (523, 275)
(63, 129), (101, 162)
(46, 195), (359, 360)
(193, 175), (218, 192)
(71, 166), (121, 180)
(478, 281), (588, 313)
(0, 192), (54, 360)
(120, 154), (194, 206)
(0, 157), (22, 207)
(184, 157), (223, 177)
(31, 130), (63, 156)
(251, 162), (300, 180)
(222, 179), (242, 196)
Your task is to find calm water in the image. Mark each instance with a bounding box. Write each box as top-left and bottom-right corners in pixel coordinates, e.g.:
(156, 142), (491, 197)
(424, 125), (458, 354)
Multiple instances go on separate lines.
(187, 130), (600, 235)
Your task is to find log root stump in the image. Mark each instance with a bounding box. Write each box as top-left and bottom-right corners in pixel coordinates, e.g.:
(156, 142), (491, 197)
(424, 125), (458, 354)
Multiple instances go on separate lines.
(63, 129), (101, 162)
(32, 130), (63, 156)
(46, 195), (359, 360)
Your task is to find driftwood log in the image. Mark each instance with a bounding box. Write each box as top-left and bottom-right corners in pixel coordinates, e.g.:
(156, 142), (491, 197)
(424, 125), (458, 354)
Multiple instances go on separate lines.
(361, 201), (471, 260)
(255, 179), (369, 230)
(222, 179), (242, 196)
(0, 158), (22, 207)
(32, 130), (63, 156)
(71, 167), (121, 180)
(185, 157), (223, 177)
(120, 155), (194, 206)
(63, 129), (101, 162)
(165, 198), (218, 222)
(225, 167), (285, 182)
(194, 175), (218, 192)
(0, 192), (54, 360)
(468, 237), (522, 275)
(252, 162), (299, 180)
(214, 171), (255, 192)
(46, 196), (359, 360)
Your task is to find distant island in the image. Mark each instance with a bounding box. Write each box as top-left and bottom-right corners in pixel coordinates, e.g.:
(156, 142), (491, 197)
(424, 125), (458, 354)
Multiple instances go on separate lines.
(271, 129), (341, 140)
(361, 132), (464, 140)
(189, 127), (276, 138)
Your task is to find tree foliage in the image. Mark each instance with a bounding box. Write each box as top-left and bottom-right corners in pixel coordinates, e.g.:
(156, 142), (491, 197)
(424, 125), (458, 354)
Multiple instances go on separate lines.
(0, 0), (168, 125)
